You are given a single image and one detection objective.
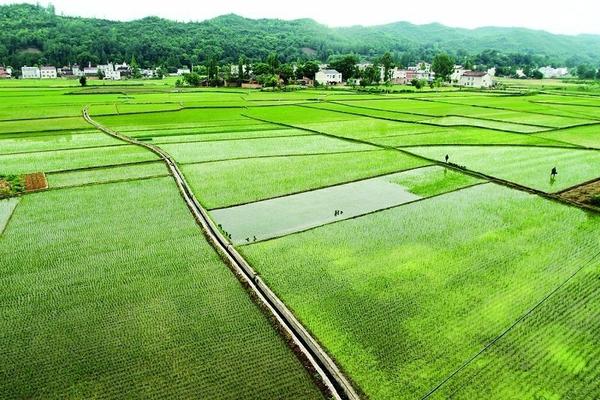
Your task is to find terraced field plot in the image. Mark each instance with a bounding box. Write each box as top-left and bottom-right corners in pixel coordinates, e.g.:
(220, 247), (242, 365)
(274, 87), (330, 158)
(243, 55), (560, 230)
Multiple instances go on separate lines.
(0, 144), (159, 175)
(336, 98), (590, 128)
(162, 134), (376, 164)
(535, 124), (600, 148)
(406, 145), (600, 192)
(2, 82), (600, 400)
(182, 149), (429, 209)
(211, 166), (482, 243)
(0, 197), (19, 234)
(0, 178), (324, 399)
(240, 184), (600, 400)
(0, 130), (122, 155)
(46, 161), (169, 188)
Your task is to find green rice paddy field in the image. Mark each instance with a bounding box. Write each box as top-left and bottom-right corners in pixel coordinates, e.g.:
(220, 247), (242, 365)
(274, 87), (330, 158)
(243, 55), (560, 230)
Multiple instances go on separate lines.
(1, 80), (599, 399)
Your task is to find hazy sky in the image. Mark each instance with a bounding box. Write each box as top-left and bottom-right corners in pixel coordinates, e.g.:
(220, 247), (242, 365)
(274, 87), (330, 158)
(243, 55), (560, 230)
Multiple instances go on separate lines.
(3, 0), (598, 35)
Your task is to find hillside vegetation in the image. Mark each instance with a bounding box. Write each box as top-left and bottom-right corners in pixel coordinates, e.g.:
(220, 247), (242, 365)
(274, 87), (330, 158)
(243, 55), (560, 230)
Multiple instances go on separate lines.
(1, 3), (600, 68)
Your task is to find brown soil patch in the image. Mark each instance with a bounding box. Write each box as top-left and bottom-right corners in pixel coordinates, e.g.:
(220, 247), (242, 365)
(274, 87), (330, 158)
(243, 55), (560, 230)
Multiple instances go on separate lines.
(560, 179), (600, 207)
(23, 172), (48, 192)
(0, 180), (10, 195)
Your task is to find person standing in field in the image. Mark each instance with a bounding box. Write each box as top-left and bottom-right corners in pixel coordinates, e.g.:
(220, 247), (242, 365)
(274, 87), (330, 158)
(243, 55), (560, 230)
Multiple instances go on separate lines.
(551, 167), (558, 178)
(445, 154), (449, 163)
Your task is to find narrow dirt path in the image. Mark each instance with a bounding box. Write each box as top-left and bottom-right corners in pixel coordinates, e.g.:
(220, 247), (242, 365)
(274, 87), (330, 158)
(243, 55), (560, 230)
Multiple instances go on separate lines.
(82, 107), (360, 400)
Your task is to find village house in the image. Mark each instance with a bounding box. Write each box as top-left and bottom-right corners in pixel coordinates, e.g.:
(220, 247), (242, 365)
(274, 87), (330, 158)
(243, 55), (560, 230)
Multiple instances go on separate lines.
(315, 69), (342, 85)
(450, 65), (467, 83)
(97, 63), (121, 80)
(84, 64), (98, 77)
(21, 66), (41, 79)
(0, 66), (12, 78)
(40, 66), (57, 79)
(458, 70), (493, 88)
(176, 67), (190, 76)
(538, 66), (569, 79)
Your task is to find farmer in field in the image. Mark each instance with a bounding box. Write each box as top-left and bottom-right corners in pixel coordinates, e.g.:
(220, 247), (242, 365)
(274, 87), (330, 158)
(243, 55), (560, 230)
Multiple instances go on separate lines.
(551, 167), (558, 178)
(445, 154), (449, 163)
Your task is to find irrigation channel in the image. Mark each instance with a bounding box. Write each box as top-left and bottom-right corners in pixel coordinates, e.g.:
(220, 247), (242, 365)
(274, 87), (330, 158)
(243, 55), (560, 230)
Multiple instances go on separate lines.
(82, 107), (360, 400)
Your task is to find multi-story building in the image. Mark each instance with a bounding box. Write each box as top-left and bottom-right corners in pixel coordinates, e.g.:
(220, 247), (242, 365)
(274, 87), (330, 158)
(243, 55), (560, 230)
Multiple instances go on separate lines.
(315, 69), (342, 85)
(21, 66), (41, 79)
(40, 66), (57, 79)
(458, 71), (493, 88)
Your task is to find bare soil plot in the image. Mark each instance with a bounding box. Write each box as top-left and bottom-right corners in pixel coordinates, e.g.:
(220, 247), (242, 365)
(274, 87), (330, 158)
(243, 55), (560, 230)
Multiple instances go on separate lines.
(559, 178), (600, 207)
(24, 172), (48, 192)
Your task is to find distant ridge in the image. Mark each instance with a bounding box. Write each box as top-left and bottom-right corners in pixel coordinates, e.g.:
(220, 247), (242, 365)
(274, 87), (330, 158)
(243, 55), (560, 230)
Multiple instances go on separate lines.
(1, 3), (599, 67)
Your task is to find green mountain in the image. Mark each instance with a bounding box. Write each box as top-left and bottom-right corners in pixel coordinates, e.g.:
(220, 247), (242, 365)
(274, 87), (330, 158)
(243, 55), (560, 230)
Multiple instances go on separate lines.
(1, 3), (598, 68)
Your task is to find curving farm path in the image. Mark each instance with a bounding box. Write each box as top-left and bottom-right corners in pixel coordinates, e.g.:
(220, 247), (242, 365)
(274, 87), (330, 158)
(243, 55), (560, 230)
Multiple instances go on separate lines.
(82, 107), (360, 400)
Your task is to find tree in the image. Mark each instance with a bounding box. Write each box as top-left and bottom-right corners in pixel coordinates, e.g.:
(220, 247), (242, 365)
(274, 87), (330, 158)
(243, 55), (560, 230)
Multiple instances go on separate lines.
(328, 54), (359, 82)
(79, 76), (87, 86)
(432, 53), (454, 82)
(380, 52), (394, 82)
(260, 74), (279, 88)
(182, 72), (202, 86)
(597, 67), (600, 80)
(529, 69), (543, 79)
(464, 58), (474, 70)
(97, 70), (105, 80)
(237, 55), (246, 83)
(266, 52), (280, 74)
(278, 64), (294, 84)
(252, 62), (271, 76)
(362, 65), (380, 86)
(206, 55), (219, 84)
(130, 55), (141, 79)
(577, 64), (596, 80)
(301, 60), (320, 80)
(411, 78), (425, 89)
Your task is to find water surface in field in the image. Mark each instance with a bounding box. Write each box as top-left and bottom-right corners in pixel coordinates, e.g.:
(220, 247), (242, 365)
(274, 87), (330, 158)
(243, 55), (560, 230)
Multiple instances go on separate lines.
(211, 171), (424, 244)
(0, 197), (20, 235)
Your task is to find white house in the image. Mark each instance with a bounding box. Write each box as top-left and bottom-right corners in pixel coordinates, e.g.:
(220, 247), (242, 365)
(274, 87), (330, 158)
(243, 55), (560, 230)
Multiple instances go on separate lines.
(84, 65), (98, 76)
(230, 64), (250, 76)
(315, 69), (342, 85)
(176, 67), (190, 76)
(538, 66), (569, 79)
(450, 66), (467, 83)
(380, 67), (409, 84)
(458, 71), (493, 88)
(21, 66), (41, 79)
(40, 66), (57, 79)
(0, 66), (12, 78)
(97, 63), (121, 80)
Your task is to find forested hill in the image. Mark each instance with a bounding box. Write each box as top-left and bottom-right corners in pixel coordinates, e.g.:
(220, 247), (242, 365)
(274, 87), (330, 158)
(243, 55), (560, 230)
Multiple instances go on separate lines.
(2, 3), (600, 68)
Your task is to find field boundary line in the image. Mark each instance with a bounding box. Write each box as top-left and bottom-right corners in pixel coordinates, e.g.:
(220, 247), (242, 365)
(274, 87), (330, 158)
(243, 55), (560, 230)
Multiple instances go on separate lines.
(178, 149), (381, 167)
(396, 142), (585, 150)
(326, 100), (560, 129)
(412, 96), (600, 122)
(149, 132), (315, 146)
(0, 197), (21, 236)
(209, 164), (432, 211)
(243, 114), (600, 214)
(83, 107), (361, 400)
(299, 103), (548, 135)
(554, 176), (600, 195)
(420, 248), (600, 399)
(46, 174), (171, 191)
(239, 181), (489, 246)
(0, 142), (128, 157)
